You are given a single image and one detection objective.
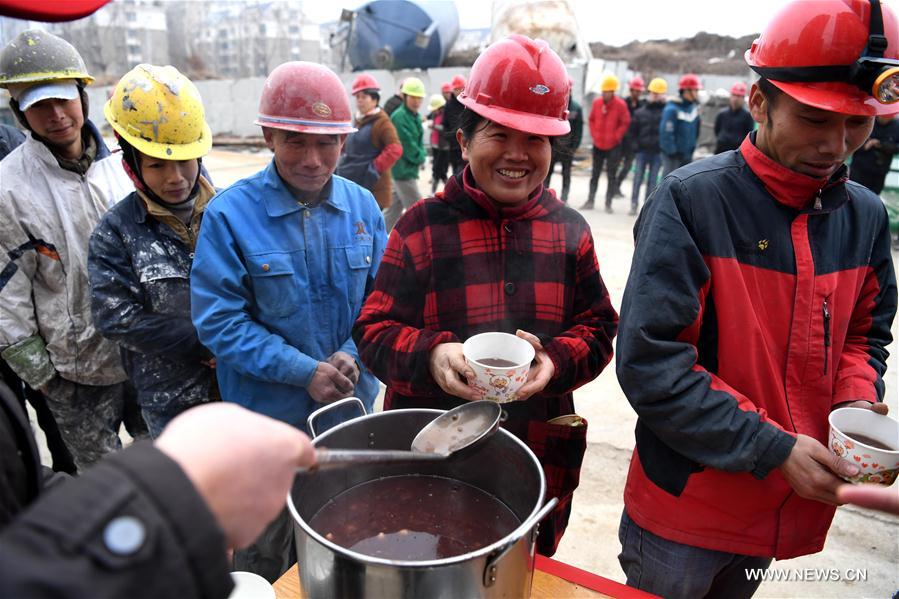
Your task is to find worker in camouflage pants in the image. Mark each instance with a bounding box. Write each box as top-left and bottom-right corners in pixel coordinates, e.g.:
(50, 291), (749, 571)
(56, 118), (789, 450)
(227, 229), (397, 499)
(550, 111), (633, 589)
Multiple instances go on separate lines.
(0, 31), (147, 471)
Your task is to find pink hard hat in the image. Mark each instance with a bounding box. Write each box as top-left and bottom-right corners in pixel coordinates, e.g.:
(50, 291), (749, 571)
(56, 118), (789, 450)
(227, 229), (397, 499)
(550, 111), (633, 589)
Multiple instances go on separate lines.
(255, 62), (356, 134)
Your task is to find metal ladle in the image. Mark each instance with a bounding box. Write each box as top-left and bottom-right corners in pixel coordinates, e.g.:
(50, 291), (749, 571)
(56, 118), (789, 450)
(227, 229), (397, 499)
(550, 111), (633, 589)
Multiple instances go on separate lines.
(301, 400), (503, 472)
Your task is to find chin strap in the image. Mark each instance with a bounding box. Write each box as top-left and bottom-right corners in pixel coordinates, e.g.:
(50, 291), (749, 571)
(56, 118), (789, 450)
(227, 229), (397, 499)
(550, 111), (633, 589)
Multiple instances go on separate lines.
(115, 131), (202, 206)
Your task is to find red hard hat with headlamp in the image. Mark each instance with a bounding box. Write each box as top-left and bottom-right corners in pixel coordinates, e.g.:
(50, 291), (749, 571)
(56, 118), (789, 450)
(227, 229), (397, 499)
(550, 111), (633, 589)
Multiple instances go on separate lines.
(746, 0), (899, 116)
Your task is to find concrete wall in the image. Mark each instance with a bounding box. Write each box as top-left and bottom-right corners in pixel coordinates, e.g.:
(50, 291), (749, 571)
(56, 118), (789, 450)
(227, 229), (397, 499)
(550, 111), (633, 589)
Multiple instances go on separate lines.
(89, 68), (484, 139)
(85, 63), (587, 141)
(88, 76), (265, 138)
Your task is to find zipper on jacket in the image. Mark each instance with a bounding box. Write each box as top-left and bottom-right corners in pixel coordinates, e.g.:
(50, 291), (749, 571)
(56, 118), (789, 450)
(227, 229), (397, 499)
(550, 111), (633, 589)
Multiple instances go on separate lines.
(822, 297), (831, 375)
(813, 189), (823, 210)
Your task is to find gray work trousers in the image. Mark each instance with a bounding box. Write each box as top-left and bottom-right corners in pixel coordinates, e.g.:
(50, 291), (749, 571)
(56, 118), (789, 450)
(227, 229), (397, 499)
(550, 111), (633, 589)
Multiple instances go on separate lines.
(383, 177), (422, 231)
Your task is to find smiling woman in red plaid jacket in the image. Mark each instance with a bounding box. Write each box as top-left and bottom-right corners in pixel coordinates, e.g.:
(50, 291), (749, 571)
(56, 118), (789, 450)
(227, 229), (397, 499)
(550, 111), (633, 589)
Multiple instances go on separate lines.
(352, 35), (619, 556)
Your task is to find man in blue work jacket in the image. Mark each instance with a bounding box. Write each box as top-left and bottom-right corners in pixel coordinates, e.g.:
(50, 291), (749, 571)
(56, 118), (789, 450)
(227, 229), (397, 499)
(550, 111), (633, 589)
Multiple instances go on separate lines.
(190, 61), (387, 582)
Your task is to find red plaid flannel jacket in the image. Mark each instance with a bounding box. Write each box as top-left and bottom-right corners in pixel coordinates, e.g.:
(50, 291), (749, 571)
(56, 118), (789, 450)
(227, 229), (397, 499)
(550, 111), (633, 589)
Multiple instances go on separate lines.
(353, 168), (618, 420)
(353, 169), (619, 554)
(353, 168), (618, 555)
(354, 168), (617, 409)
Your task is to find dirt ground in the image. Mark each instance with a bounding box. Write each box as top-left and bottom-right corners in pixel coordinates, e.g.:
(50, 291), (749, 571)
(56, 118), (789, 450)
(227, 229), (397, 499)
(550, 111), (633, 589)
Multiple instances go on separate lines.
(32, 148), (898, 598)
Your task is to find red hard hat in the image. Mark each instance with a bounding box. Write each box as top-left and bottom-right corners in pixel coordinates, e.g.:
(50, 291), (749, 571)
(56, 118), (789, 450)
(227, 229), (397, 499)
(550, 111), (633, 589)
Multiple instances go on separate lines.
(0, 0), (110, 21)
(730, 82), (748, 96)
(678, 74), (701, 90)
(255, 62), (356, 134)
(746, 0), (899, 116)
(451, 74), (467, 90)
(351, 73), (380, 95)
(629, 76), (645, 91)
(458, 35), (570, 136)
(441, 81), (452, 93)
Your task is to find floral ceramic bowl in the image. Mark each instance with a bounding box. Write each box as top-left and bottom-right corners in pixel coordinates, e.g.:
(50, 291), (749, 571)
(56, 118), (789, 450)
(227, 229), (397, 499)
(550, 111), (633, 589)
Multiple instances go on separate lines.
(463, 332), (535, 403)
(828, 407), (899, 485)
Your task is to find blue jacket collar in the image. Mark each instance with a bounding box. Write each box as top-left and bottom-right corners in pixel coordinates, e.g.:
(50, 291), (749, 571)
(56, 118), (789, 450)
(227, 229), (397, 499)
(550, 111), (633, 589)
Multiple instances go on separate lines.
(261, 160), (349, 217)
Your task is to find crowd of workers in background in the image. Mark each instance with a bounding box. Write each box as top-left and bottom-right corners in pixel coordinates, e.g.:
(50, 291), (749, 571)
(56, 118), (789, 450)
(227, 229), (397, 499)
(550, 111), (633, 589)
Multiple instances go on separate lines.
(332, 62), (899, 227)
(348, 66), (899, 223)
(1, 0), (899, 596)
(358, 70), (751, 219)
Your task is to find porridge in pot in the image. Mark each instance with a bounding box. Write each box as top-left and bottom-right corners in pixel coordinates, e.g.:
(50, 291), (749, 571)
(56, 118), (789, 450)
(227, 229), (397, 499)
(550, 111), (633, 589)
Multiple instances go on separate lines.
(309, 475), (520, 560)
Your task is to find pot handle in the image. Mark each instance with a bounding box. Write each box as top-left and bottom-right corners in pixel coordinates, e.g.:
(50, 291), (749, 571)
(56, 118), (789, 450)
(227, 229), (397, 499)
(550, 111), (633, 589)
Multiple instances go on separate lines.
(306, 397), (367, 439)
(482, 496), (559, 587)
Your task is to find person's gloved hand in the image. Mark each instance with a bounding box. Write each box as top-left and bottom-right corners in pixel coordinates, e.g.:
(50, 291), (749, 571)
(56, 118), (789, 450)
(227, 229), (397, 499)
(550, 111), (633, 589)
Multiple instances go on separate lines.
(156, 403), (314, 549)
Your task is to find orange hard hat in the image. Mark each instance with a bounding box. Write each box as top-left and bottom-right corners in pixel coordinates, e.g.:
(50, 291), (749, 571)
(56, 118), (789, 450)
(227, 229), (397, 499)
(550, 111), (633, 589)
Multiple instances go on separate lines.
(255, 62), (356, 134)
(745, 0), (899, 115)
(457, 35), (570, 136)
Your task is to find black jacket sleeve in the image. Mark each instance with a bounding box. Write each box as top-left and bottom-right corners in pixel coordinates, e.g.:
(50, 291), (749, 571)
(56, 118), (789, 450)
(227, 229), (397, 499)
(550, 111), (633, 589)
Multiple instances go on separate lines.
(0, 443), (233, 599)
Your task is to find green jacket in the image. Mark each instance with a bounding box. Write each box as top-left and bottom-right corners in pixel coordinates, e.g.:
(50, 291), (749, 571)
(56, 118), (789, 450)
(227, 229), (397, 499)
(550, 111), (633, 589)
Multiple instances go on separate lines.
(390, 104), (426, 181)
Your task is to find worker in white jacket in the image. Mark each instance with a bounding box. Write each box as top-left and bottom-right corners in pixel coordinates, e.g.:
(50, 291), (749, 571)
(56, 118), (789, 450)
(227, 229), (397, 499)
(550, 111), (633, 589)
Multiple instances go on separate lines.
(0, 30), (147, 471)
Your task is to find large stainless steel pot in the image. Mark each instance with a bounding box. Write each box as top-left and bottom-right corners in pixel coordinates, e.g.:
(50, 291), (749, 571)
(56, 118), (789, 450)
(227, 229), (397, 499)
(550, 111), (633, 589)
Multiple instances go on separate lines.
(287, 398), (557, 598)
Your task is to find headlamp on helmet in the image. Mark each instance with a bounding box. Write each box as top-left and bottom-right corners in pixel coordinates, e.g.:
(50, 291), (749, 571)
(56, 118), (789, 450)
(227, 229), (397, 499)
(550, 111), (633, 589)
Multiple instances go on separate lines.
(750, 0), (899, 104)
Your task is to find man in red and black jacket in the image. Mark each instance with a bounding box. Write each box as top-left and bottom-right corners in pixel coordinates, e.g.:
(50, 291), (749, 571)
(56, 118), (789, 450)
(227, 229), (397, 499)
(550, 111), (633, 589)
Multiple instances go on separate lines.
(615, 1), (898, 597)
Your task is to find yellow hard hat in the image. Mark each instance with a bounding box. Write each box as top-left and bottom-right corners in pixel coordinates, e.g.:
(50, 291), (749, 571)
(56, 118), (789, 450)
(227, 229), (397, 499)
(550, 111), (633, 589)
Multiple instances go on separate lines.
(104, 64), (212, 161)
(648, 77), (668, 94)
(401, 77), (426, 98)
(428, 93), (446, 112)
(600, 74), (619, 92)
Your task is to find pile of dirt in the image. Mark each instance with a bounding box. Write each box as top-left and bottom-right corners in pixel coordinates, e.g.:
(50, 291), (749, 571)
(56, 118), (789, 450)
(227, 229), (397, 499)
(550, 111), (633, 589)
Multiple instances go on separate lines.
(590, 32), (758, 75)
